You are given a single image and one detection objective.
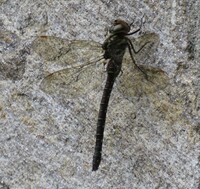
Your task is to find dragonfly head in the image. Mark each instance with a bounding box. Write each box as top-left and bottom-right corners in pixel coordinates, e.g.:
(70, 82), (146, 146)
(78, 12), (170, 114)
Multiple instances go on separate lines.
(109, 19), (130, 35)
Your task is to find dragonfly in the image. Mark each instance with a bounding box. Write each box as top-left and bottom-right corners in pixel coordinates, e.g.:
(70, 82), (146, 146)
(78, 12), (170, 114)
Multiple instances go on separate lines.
(32, 19), (168, 171)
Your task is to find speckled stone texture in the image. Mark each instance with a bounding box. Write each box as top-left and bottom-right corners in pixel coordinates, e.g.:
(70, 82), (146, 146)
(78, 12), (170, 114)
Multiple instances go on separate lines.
(0, 0), (200, 188)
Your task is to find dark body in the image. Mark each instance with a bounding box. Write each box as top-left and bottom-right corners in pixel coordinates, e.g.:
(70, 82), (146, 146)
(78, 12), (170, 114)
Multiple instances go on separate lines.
(92, 20), (142, 171)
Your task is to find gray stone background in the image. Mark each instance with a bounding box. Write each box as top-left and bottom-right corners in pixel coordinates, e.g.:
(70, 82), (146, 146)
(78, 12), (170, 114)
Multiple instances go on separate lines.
(0, 0), (200, 188)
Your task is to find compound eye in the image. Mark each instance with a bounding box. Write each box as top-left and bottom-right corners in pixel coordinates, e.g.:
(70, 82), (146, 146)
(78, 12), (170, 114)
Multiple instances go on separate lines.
(113, 19), (120, 25)
(112, 24), (123, 32)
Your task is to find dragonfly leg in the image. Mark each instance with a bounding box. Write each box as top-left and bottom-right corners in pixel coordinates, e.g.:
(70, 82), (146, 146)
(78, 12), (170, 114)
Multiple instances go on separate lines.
(127, 14), (146, 35)
(127, 40), (148, 80)
(127, 37), (150, 54)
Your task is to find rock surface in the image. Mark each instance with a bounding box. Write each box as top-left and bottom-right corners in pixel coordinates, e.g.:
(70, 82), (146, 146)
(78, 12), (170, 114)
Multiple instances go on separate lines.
(0, 0), (200, 188)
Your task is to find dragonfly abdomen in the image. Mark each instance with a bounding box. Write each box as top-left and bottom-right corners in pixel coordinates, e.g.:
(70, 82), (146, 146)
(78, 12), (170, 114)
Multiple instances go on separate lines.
(92, 60), (122, 171)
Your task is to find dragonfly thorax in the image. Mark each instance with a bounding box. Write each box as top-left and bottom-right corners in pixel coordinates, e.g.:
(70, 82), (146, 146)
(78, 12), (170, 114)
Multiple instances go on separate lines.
(102, 35), (128, 62)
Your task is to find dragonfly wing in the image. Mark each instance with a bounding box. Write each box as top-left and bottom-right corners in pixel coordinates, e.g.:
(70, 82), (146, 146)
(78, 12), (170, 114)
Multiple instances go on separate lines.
(131, 32), (160, 64)
(117, 64), (169, 98)
(40, 62), (104, 99)
(32, 36), (70, 61)
(32, 36), (103, 67)
(117, 32), (169, 98)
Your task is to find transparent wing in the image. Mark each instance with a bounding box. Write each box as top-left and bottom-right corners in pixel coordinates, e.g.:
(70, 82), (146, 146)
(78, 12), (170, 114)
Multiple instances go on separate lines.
(117, 32), (169, 98)
(39, 63), (104, 99)
(32, 36), (105, 99)
(32, 36), (103, 67)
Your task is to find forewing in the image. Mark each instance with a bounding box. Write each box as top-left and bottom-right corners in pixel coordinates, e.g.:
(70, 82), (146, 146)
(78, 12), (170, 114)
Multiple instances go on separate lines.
(117, 32), (169, 98)
(32, 36), (103, 67)
(131, 32), (160, 64)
